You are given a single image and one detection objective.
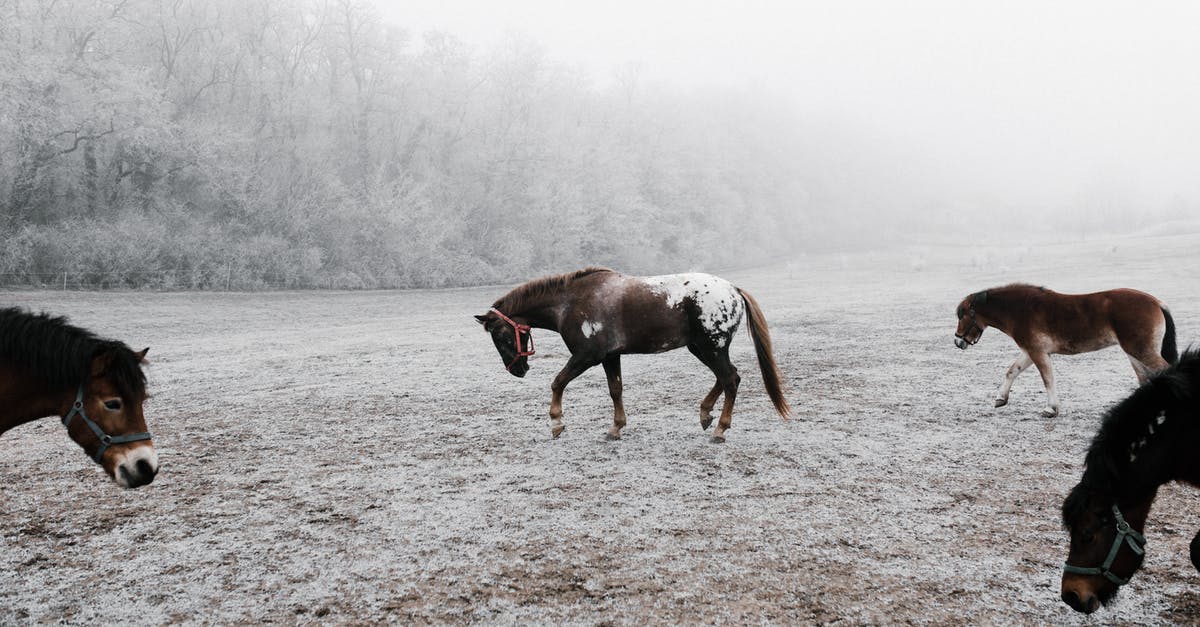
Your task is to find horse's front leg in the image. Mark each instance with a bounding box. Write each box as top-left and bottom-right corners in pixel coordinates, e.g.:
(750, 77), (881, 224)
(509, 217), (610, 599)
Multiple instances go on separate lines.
(548, 354), (600, 439)
(1029, 351), (1059, 417)
(602, 355), (627, 440)
(994, 351), (1033, 407)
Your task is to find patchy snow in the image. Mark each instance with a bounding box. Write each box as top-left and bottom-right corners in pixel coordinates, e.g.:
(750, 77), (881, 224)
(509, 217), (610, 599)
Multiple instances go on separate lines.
(0, 234), (1198, 623)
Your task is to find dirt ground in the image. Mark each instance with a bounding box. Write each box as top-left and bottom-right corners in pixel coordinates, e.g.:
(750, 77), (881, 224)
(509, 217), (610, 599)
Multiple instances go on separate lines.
(2, 233), (1198, 624)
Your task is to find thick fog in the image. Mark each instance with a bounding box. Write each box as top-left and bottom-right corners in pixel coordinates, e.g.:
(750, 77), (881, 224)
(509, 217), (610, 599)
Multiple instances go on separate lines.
(2, 0), (1197, 289)
(386, 0), (1200, 238)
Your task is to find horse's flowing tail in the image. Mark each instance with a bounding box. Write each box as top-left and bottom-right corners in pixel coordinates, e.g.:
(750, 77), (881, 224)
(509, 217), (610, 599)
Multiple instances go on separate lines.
(1161, 306), (1178, 365)
(738, 288), (791, 418)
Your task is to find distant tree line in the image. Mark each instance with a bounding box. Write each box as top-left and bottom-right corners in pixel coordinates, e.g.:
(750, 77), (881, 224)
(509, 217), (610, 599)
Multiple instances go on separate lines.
(0, 0), (809, 289)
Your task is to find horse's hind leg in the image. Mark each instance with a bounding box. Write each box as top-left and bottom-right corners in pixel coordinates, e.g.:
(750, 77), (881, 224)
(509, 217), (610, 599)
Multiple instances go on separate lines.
(602, 355), (627, 440)
(1122, 343), (1170, 385)
(995, 351), (1033, 407)
(690, 344), (740, 443)
(699, 381), (722, 431)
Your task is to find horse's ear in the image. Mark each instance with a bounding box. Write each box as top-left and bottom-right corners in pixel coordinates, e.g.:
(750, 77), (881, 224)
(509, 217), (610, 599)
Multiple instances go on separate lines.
(475, 314), (489, 325)
(136, 347), (150, 365)
(972, 291), (988, 306)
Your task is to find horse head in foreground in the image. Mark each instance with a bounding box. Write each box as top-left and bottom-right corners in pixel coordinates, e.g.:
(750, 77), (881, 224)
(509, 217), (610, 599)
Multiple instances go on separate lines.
(0, 307), (158, 488)
(1060, 350), (1200, 613)
(477, 267), (790, 442)
(954, 284), (1176, 416)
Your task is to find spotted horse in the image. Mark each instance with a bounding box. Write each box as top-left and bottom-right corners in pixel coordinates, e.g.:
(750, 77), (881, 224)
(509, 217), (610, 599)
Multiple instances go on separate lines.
(476, 267), (790, 442)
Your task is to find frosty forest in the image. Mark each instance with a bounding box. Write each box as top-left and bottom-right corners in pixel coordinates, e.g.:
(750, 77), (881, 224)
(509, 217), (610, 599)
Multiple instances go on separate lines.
(3, 0), (1200, 624)
(1, 0), (811, 288)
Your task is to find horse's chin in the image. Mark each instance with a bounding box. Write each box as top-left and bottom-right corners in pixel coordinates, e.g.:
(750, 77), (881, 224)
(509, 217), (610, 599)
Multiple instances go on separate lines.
(510, 365), (529, 378)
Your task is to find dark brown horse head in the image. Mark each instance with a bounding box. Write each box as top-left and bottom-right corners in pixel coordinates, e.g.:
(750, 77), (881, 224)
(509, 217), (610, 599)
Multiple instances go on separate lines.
(954, 291), (990, 349)
(475, 311), (532, 378)
(1060, 487), (1147, 614)
(70, 346), (159, 488)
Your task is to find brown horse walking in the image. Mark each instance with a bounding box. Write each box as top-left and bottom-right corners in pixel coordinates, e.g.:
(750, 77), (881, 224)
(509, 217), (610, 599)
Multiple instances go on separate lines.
(1060, 349), (1200, 614)
(954, 284), (1176, 417)
(477, 267), (790, 442)
(0, 307), (158, 488)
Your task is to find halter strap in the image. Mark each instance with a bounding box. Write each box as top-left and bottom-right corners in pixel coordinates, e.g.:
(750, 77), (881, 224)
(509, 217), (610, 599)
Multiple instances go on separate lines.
(955, 307), (984, 345)
(62, 383), (152, 463)
(489, 307), (535, 372)
(1063, 504), (1147, 586)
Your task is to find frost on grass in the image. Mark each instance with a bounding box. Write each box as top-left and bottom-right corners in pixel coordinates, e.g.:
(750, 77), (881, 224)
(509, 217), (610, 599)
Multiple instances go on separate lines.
(1, 234), (1198, 623)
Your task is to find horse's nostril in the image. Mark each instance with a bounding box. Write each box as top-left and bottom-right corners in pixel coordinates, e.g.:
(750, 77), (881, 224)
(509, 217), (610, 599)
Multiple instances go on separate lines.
(1062, 589), (1099, 614)
(135, 458), (155, 477)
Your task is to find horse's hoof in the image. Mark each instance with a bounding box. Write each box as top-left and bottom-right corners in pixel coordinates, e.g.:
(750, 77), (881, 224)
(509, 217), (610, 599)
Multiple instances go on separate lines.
(710, 435), (726, 444)
(605, 431), (621, 441)
(1041, 407), (1058, 418)
(700, 416), (714, 431)
(994, 398), (1008, 408)
(551, 423), (565, 439)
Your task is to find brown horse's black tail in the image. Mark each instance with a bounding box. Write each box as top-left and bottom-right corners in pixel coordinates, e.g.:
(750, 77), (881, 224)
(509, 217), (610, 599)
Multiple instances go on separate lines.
(1161, 306), (1178, 365)
(738, 288), (791, 418)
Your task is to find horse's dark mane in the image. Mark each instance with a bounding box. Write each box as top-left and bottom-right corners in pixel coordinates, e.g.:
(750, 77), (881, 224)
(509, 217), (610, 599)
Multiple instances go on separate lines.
(1063, 349), (1200, 527)
(0, 307), (147, 400)
(493, 267), (615, 315)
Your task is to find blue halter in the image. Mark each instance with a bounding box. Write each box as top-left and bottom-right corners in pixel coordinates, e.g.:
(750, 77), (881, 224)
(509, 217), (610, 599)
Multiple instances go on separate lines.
(62, 383), (152, 463)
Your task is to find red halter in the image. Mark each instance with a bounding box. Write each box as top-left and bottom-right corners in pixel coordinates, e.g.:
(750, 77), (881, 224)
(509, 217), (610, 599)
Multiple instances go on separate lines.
(490, 307), (535, 371)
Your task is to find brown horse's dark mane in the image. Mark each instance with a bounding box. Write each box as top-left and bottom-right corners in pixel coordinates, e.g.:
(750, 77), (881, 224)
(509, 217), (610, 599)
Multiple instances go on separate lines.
(1063, 349), (1200, 528)
(493, 267), (615, 315)
(0, 307), (147, 401)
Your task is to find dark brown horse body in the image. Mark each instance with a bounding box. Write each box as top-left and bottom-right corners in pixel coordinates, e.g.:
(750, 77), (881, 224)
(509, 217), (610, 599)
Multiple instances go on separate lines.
(955, 284), (1176, 416)
(1060, 350), (1200, 614)
(0, 307), (158, 488)
(477, 267), (789, 442)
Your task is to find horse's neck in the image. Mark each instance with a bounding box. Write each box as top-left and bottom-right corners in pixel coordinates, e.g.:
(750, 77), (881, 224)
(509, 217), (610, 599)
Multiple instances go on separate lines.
(0, 368), (69, 434)
(503, 293), (564, 333)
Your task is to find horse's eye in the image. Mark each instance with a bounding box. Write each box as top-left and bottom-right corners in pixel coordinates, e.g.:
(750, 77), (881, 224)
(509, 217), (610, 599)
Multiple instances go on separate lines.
(103, 400), (123, 411)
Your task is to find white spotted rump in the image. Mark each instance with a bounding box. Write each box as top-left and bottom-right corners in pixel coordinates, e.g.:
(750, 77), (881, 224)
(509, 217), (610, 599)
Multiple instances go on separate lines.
(641, 273), (744, 338)
(581, 320), (603, 338)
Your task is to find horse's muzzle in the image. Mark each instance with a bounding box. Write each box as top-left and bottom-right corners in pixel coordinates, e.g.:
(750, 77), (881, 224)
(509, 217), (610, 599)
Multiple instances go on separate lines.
(1061, 588), (1100, 614)
(114, 447), (160, 489)
(954, 336), (969, 350)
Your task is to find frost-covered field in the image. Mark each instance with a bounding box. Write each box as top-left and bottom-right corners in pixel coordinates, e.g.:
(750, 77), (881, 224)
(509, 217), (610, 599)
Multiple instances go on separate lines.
(2, 234), (1198, 624)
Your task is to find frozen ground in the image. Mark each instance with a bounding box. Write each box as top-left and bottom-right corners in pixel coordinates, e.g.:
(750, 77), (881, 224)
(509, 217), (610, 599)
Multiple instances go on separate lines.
(1, 234), (1198, 624)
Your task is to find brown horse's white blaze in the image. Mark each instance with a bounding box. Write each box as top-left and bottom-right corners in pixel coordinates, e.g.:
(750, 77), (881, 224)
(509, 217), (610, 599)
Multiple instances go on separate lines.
(954, 285), (1177, 417)
(478, 268), (790, 442)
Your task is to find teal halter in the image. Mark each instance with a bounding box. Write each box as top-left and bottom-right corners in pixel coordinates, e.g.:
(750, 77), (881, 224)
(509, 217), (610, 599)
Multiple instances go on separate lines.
(62, 383), (152, 463)
(1063, 504), (1146, 586)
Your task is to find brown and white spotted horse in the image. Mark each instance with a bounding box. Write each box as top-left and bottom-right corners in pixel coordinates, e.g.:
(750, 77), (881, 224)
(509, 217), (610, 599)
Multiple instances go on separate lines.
(0, 307), (158, 488)
(477, 267), (790, 442)
(954, 284), (1177, 417)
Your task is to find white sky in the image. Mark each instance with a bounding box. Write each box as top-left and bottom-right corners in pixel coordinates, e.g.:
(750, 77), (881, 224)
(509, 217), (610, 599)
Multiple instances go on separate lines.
(377, 1), (1200, 218)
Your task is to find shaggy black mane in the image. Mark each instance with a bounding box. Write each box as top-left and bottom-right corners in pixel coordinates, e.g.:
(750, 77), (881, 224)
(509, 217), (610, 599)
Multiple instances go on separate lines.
(0, 307), (147, 400)
(493, 267), (615, 314)
(1063, 348), (1200, 528)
